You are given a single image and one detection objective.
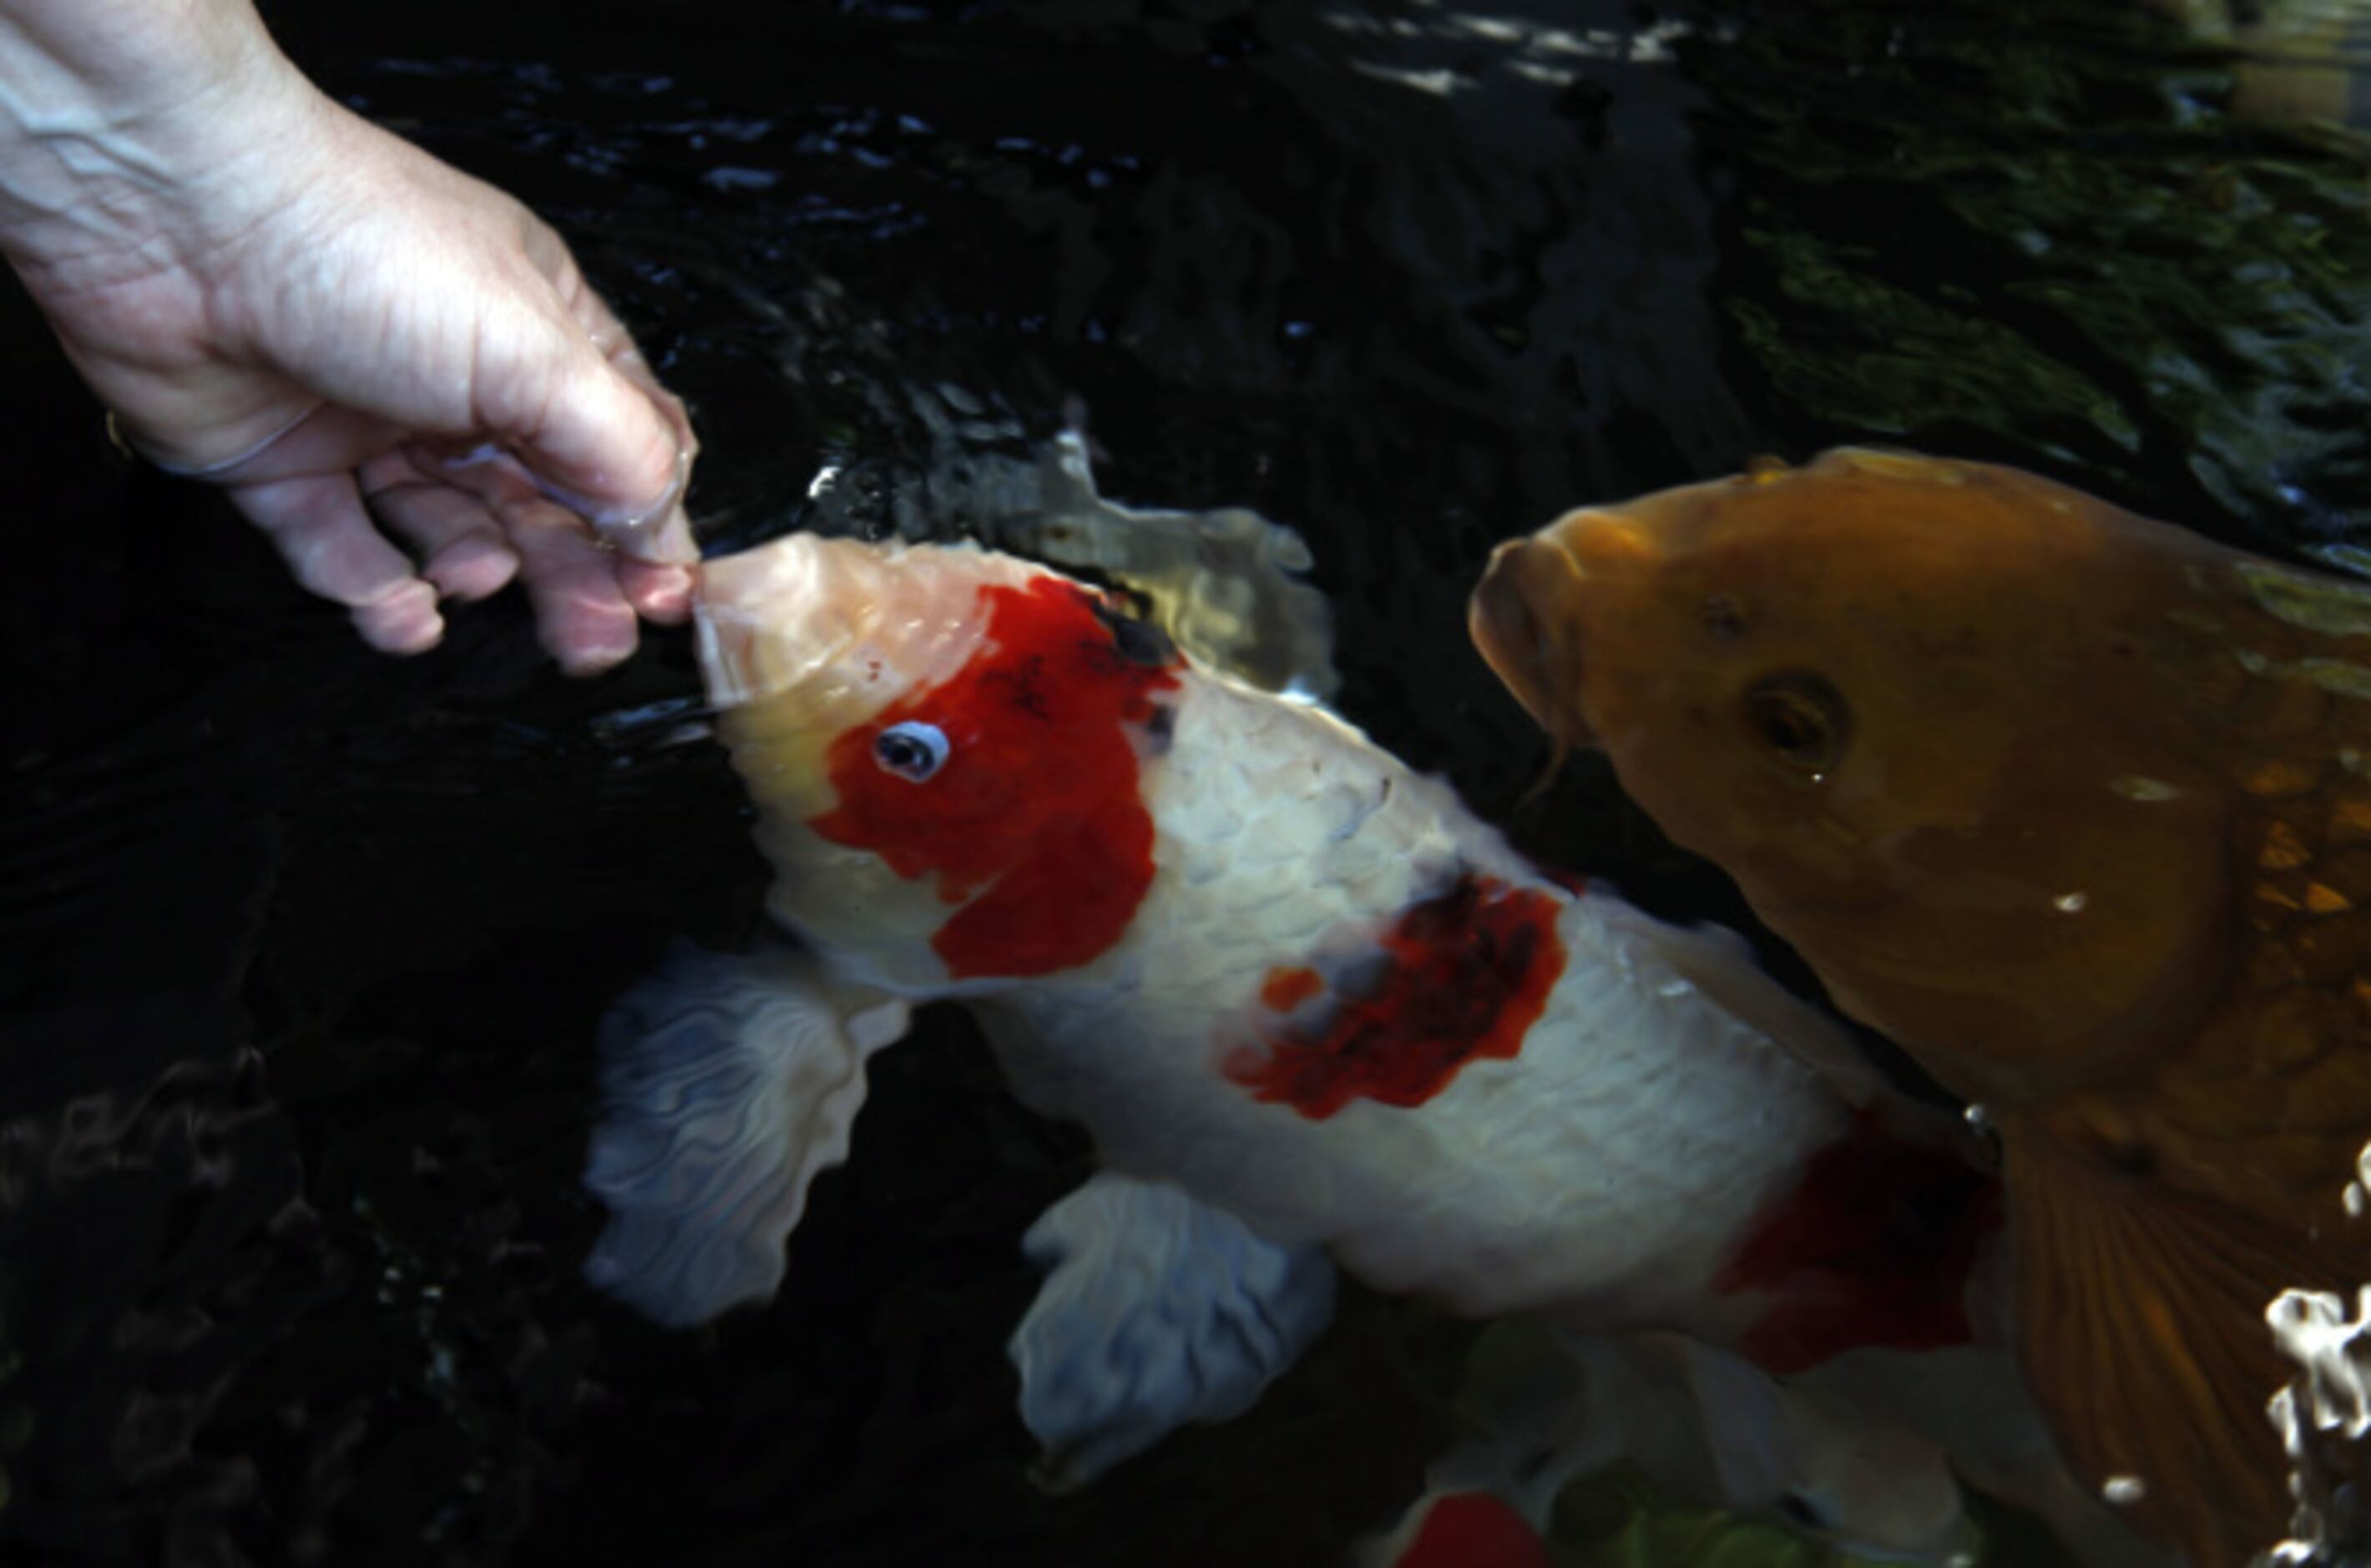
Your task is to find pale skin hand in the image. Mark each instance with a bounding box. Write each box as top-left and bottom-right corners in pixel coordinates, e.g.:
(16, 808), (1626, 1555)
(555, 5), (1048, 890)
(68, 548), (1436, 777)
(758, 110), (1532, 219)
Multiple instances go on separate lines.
(0, 0), (699, 673)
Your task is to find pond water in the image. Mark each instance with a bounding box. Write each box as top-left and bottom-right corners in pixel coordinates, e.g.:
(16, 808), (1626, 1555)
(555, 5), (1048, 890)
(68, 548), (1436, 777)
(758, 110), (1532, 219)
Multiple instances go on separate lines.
(5, 0), (2371, 1563)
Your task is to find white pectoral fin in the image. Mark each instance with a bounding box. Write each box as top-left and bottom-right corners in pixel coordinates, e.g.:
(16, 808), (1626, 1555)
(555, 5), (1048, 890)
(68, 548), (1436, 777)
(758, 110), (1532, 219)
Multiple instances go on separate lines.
(1008, 1171), (1337, 1490)
(581, 942), (910, 1328)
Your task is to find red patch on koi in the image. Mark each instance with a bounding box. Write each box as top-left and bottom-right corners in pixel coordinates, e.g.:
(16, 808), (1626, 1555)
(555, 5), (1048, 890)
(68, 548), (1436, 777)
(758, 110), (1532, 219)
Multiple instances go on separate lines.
(1715, 1114), (2002, 1373)
(1230, 874), (1565, 1120)
(809, 577), (1179, 979)
(1260, 966), (1324, 1012)
(1393, 1492), (1550, 1568)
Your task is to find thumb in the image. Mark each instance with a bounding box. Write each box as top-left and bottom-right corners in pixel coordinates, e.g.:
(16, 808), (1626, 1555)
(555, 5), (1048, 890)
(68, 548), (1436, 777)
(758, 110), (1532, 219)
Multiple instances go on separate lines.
(501, 327), (700, 565)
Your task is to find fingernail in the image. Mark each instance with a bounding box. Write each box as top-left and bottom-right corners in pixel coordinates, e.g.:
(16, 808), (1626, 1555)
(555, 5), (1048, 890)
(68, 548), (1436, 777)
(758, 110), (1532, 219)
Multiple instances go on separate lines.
(356, 581), (446, 655)
(589, 439), (699, 564)
(423, 535), (523, 603)
(558, 641), (634, 678)
(553, 613), (640, 677)
(629, 564), (696, 624)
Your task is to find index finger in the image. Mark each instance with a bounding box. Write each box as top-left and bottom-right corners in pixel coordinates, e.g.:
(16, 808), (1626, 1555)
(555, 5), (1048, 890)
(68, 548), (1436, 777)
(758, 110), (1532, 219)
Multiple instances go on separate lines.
(501, 331), (700, 566)
(549, 267), (703, 565)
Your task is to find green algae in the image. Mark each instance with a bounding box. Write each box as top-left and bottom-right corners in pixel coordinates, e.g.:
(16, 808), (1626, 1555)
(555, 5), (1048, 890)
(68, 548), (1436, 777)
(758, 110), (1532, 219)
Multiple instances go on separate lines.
(1544, 1464), (1959, 1568)
(1686, 1), (2371, 553)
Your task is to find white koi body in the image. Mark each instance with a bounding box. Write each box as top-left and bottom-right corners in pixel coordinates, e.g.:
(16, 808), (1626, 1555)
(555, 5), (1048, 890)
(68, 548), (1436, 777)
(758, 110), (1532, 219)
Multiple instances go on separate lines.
(976, 679), (1851, 1333)
(688, 532), (1933, 1351)
(583, 529), (2150, 1565)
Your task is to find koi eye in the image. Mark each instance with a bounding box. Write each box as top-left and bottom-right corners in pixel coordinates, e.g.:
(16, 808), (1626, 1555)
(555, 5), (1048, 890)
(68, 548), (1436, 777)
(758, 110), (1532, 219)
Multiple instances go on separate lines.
(874, 721), (950, 781)
(1740, 672), (1850, 780)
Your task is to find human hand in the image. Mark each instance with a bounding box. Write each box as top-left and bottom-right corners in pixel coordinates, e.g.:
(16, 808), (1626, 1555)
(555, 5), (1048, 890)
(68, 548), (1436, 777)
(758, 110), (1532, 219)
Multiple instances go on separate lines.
(0, 3), (699, 673)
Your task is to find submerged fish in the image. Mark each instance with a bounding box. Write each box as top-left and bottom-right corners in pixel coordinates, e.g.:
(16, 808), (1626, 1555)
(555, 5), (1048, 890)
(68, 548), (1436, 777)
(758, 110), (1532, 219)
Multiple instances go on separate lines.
(583, 527), (2101, 1556)
(1469, 446), (2371, 1566)
(1362, 1322), (1978, 1568)
(995, 428), (1341, 701)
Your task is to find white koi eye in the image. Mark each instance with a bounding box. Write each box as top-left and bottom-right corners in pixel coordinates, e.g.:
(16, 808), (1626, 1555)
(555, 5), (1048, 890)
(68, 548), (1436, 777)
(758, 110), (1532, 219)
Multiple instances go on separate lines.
(873, 721), (950, 781)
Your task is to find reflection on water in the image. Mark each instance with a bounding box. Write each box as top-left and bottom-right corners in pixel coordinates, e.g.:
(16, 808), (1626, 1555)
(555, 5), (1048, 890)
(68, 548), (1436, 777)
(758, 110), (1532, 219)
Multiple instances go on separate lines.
(4, 0), (2371, 1562)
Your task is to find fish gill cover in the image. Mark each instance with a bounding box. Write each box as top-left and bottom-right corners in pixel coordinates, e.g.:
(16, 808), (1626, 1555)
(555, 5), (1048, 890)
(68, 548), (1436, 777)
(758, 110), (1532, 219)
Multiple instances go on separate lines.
(810, 576), (1180, 979)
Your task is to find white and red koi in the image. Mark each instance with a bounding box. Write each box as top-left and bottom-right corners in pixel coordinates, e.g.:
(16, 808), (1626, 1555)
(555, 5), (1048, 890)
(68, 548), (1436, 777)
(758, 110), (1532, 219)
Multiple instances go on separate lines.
(581, 529), (2128, 1560)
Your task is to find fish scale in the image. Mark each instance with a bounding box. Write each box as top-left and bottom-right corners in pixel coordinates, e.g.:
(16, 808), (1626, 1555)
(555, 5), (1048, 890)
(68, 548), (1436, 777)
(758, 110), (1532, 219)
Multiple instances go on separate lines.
(2079, 568), (2371, 1238)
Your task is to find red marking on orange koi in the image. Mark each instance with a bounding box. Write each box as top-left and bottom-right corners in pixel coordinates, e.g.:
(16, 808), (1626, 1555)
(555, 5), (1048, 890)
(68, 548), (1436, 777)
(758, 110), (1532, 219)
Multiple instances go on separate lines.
(810, 578), (1179, 979)
(1230, 873), (1565, 1119)
(1715, 1113), (2002, 1373)
(1260, 966), (1324, 1012)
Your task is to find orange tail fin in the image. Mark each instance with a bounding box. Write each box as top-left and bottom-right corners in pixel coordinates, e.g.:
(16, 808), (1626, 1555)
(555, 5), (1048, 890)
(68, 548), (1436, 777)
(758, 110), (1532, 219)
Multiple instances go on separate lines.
(2006, 1120), (2350, 1567)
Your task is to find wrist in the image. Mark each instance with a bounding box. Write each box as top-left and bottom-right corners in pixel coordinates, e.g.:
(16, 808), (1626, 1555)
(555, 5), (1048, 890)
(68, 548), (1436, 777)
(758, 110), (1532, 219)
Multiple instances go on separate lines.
(0, 0), (328, 291)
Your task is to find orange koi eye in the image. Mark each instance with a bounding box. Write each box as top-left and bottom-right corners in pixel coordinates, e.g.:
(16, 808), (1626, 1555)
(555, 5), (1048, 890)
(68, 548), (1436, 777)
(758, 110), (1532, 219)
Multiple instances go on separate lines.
(1740, 673), (1850, 780)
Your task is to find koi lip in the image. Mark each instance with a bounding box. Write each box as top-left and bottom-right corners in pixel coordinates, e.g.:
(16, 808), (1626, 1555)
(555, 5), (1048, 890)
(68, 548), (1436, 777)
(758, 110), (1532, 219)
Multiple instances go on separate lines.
(690, 533), (1024, 716)
(1469, 534), (1599, 751)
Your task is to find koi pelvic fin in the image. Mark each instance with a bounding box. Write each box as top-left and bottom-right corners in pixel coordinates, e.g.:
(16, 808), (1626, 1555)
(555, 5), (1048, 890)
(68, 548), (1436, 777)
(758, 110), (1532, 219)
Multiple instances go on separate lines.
(1009, 1171), (1337, 1490)
(582, 941), (910, 1326)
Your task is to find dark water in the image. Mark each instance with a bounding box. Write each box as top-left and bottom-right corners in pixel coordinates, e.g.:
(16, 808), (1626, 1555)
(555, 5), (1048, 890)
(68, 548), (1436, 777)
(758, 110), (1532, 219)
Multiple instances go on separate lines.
(5, 0), (2371, 1562)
